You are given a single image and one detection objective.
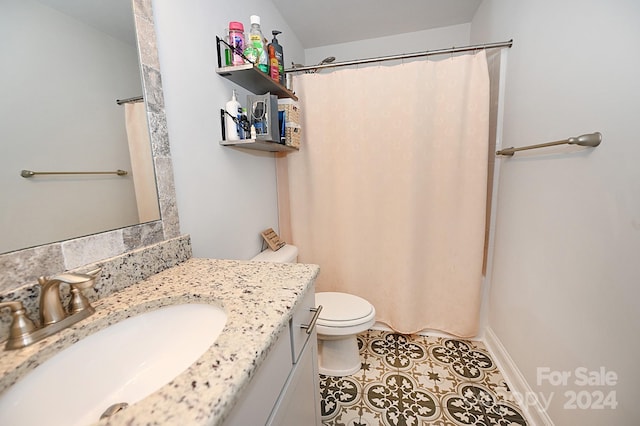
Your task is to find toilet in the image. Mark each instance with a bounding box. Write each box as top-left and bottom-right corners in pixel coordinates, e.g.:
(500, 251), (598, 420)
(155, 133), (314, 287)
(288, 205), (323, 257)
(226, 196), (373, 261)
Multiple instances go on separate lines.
(251, 245), (375, 377)
(314, 291), (375, 376)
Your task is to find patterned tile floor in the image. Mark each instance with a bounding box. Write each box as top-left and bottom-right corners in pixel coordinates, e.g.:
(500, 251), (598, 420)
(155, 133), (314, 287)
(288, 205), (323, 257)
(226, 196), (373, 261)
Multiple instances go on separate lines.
(319, 330), (528, 426)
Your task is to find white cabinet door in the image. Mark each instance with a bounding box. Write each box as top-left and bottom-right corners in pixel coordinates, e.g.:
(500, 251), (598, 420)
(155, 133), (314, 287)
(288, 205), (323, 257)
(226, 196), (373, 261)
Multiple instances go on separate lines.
(224, 327), (291, 425)
(290, 288), (319, 363)
(268, 330), (321, 426)
(224, 285), (321, 426)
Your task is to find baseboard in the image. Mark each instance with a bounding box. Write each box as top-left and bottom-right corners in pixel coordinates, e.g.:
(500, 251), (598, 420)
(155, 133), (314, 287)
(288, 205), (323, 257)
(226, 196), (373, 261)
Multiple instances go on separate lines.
(483, 327), (555, 426)
(370, 322), (393, 332)
(371, 322), (482, 341)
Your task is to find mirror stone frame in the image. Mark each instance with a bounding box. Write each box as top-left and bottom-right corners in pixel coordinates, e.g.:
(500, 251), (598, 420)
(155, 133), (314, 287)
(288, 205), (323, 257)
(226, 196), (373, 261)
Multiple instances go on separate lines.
(0, 0), (180, 292)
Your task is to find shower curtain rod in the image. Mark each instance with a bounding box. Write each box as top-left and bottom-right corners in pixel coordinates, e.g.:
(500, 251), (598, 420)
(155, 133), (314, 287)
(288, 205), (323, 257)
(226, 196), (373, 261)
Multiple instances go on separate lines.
(284, 39), (513, 73)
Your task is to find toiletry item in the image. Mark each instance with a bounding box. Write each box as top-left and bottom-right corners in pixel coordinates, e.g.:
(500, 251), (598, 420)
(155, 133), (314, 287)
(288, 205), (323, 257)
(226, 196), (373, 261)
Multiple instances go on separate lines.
(269, 30), (285, 86)
(268, 45), (279, 82)
(225, 90), (241, 140)
(278, 110), (286, 144)
(247, 15), (268, 73)
(228, 21), (245, 66)
(237, 109), (244, 140)
(224, 31), (232, 66)
(240, 108), (249, 139)
(285, 72), (292, 91)
(242, 45), (259, 66)
(248, 93), (279, 141)
(251, 97), (266, 135)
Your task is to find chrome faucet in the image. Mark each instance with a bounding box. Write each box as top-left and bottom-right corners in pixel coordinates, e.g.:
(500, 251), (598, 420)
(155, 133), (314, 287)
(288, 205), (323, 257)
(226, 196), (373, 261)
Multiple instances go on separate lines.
(0, 267), (102, 350)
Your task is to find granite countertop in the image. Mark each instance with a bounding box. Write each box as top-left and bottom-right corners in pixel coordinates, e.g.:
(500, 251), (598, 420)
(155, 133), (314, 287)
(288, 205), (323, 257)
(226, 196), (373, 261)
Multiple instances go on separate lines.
(0, 258), (320, 425)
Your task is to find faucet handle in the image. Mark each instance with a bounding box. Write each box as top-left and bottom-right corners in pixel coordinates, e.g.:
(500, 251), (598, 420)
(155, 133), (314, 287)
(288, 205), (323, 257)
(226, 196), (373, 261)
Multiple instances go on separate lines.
(67, 267), (101, 315)
(68, 267), (102, 291)
(68, 286), (94, 315)
(0, 301), (38, 350)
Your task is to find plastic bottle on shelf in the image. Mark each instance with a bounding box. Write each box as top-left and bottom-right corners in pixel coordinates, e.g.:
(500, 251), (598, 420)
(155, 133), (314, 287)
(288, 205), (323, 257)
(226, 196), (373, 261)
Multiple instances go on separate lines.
(239, 108), (249, 139)
(247, 15), (268, 73)
(228, 22), (245, 66)
(225, 90), (241, 140)
(243, 45), (258, 67)
(268, 45), (279, 82)
(223, 30), (232, 66)
(269, 30), (285, 86)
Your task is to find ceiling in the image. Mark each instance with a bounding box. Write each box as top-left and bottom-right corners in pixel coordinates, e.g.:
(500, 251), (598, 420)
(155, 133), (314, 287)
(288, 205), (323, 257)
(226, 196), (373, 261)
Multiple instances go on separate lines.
(35, 0), (136, 46)
(35, 1), (482, 51)
(271, 0), (483, 49)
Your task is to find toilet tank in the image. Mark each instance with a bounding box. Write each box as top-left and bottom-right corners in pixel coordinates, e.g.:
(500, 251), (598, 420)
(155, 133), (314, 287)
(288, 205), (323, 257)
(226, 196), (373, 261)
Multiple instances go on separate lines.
(251, 244), (298, 263)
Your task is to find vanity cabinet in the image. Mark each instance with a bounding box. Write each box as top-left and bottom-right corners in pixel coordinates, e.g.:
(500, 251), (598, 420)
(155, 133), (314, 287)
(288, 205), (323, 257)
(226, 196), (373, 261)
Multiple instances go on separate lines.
(268, 336), (319, 425)
(224, 288), (321, 425)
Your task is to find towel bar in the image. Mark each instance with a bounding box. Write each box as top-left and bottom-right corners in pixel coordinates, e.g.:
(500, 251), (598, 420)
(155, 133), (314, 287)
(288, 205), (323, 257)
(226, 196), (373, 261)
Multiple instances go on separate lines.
(496, 132), (602, 157)
(20, 169), (128, 178)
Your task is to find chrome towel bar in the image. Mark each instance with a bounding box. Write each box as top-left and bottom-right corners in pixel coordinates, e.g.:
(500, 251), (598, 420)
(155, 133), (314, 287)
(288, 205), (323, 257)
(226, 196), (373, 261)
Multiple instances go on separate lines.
(496, 132), (602, 157)
(21, 169), (128, 178)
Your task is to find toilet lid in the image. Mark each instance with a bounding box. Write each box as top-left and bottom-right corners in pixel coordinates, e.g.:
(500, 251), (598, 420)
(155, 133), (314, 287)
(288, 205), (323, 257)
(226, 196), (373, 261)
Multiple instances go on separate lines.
(316, 292), (374, 323)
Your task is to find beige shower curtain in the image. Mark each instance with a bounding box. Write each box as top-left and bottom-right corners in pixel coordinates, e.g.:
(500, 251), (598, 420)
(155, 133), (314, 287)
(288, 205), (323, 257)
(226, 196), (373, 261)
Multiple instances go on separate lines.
(124, 102), (160, 223)
(277, 52), (489, 337)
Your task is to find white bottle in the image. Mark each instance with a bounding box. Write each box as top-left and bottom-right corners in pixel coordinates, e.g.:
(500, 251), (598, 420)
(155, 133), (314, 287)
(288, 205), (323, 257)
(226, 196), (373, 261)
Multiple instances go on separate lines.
(225, 90), (241, 140)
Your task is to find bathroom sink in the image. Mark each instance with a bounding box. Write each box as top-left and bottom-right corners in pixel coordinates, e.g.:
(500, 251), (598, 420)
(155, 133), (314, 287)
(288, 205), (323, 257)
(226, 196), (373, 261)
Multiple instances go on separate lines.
(0, 303), (227, 426)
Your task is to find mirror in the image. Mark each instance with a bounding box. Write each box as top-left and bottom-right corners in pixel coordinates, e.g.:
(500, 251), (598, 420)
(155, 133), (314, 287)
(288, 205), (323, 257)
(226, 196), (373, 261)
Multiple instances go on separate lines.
(0, 0), (179, 294)
(0, 0), (160, 254)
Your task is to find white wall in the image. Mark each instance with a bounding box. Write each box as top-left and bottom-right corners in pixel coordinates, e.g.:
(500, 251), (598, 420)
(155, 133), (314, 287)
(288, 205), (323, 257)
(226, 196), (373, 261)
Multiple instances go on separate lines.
(152, 0), (305, 260)
(304, 23), (470, 67)
(471, 1), (640, 424)
(0, 0), (141, 253)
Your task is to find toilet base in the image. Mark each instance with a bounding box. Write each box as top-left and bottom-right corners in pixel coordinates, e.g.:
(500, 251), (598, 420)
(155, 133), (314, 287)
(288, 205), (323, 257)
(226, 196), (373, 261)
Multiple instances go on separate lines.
(317, 334), (361, 377)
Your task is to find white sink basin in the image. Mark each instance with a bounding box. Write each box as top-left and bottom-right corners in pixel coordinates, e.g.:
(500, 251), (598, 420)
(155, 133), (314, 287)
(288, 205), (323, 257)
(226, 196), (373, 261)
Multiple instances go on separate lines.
(0, 303), (227, 426)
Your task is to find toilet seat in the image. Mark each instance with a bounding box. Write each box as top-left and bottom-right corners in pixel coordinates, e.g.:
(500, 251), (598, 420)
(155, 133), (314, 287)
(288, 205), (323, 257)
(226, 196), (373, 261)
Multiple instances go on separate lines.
(316, 292), (375, 328)
(315, 292), (376, 376)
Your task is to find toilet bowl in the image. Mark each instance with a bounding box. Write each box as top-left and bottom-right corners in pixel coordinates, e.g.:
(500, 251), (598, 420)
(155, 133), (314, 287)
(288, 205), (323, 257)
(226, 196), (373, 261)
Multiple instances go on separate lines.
(315, 291), (376, 376)
(251, 245), (375, 377)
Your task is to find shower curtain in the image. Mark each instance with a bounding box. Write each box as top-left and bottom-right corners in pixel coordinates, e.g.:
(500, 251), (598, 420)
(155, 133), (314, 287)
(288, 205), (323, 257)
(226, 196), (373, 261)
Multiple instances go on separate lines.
(124, 102), (159, 223)
(277, 51), (490, 337)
